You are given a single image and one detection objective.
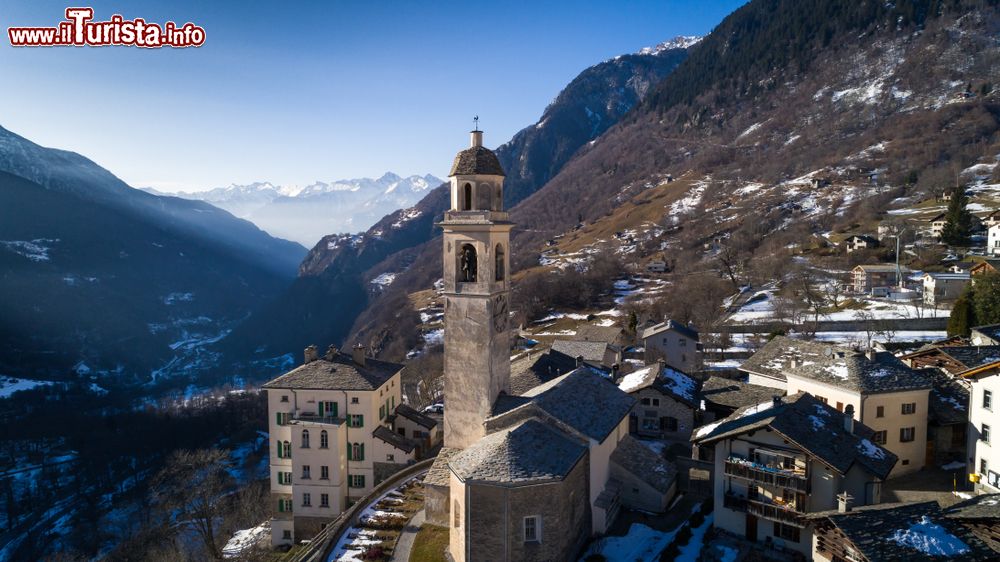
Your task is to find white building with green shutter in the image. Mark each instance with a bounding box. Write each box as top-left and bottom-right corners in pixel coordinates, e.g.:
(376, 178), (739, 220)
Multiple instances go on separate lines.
(263, 343), (416, 546)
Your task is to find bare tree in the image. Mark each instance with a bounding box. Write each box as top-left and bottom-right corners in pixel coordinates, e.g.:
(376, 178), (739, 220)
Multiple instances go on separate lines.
(151, 449), (234, 560)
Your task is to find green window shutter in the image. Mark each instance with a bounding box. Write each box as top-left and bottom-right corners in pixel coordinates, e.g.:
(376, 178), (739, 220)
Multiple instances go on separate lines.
(360, 443), (365, 461)
(391, 396), (395, 409)
(359, 475), (365, 488)
(318, 402), (324, 417)
(357, 415), (363, 428)
(346, 415), (352, 428)
(276, 413), (281, 425)
(332, 402), (338, 417)
(278, 500), (283, 512)
(347, 443), (352, 461)
(277, 441), (283, 458)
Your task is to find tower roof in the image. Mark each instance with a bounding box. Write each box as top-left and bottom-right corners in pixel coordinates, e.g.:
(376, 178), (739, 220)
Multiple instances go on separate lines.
(449, 130), (505, 177)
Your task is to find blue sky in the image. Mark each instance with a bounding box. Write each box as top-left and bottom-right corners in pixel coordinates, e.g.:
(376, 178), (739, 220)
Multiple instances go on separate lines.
(0, 1), (746, 191)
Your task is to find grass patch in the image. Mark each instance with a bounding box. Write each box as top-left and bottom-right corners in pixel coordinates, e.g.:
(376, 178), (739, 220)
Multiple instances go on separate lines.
(409, 524), (449, 562)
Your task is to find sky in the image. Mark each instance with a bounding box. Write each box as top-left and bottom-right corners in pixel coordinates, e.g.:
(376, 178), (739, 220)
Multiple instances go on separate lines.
(0, 0), (746, 192)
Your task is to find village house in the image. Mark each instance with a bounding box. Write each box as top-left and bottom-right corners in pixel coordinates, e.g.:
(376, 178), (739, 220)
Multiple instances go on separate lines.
(972, 260), (1000, 284)
(851, 263), (908, 294)
(923, 272), (970, 306)
(692, 393), (896, 559)
(844, 234), (879, 254)
(616, 362), (700, 441)
(640, 319), (702, 372)
(810, 500), (996, 561)
(700, 376), (786, 422)
(972, 324), (1000, 346)
(388, 403), (441, 457)
(574, 323), (630, 349)
(646, 259), (668, 273)
(931, 213), (948, 238)
(741, 336), (933, 476)
(551, 339), (620, 370)
(263, 344), (417, 546)
(877, 222), (899, 241)
(990, 224), (1000, 256)
(962, 361), (1000, 493)
(421, 130), (676, 561)
(986, 210), (1000, 229)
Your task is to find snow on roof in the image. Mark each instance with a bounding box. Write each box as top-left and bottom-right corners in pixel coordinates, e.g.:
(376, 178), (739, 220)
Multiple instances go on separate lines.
(694, 420), (722, 439)
(857, 438), (886, 460)
(662, 367), (696, 402)
(618, 366), (655, 394)
(888, 516), (970, 557)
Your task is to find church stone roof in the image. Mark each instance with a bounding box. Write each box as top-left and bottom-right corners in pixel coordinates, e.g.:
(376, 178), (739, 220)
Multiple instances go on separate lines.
(449, 146), (505, 177)
(262, 353), (402, 391)
(509, 348), (578, 395)
(517, 368), (636, 442)
(449, 419), (586, 484)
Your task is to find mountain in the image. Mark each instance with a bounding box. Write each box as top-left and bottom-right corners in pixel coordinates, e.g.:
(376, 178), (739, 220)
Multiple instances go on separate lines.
(343, 0), (1000, 360)
(220, 38), (694, 364)
(150, 173), (444, 246)
(0, 125), (307, 386)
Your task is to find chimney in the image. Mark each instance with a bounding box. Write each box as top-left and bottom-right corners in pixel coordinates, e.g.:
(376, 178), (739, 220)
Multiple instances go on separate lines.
(865, 348), (876, 360)
(470, 130), (483, 148)
(837, 491), (854, 513)
(844, 404), (855, 433)
(576, 355), (585, 368)
(325, 345), (338, 361)
(352, 344), (366, 367)
(772, 395), (783, 408)
(304, 345), (318, 364)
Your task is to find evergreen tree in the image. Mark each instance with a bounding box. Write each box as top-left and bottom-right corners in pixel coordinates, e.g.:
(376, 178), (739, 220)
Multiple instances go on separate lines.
(973, 272), (1000, 326)
(948, 286), (974, 337)
(940, 186), (973, 246)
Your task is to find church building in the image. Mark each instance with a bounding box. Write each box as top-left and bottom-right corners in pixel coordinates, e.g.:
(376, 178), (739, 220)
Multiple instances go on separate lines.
(423, 129), (675, 561)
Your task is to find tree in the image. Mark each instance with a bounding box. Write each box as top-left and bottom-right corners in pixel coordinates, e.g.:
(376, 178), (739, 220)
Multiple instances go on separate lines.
(940, 186), (973, 246)
(973, 272), (1000, 326)
(151, 449), (234, 560)
(948, 287), (974, 337)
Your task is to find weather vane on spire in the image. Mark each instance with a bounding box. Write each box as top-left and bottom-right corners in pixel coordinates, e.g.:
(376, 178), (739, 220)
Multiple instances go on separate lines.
(473, 115), (479, 132)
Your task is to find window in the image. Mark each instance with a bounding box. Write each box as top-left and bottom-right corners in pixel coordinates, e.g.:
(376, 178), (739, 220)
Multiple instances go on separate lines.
(302, 465), (311, 479)
(679, 338), (687, 347)
(350, 475), (366, 488)
(983, 424), (992, 444)
(301, 429), (310, 448)
(282, 530), (292, 540)
(816, 396), (828, 405)
(836, 402), (844, 412)
(495, 244), (505, 281)
(650, 398), (660, 407)
(902, 403), (916, 415)
(348, 414), (364, 427)
(876, 405), (885, 418)
(379, 404), (386, 419)
(319, 465), (329, 480)
(641, 418), (659, 431)
(281, 395), (289, 402)
(873, 431), (888, 445)
(387, 454), (395, 462)
(773, 522), (800, 543)
(985, 390), (993, 410)
(454, 500), (461, 527)
(277, 440), (292, 459)
(278, 499), (293, 513)
(275, 412), (289, 426)
(320, 400), (337, 417)
(523, 516), (541, 543)
(320, 430), (329, 449)
(641, 398), (650, 406)
(351, 397), (359, 404)
(302, 493), (311, 507)
(458, 244), (478, 282)
(321, 494), (330, 508)
(981, 459), (988, 474)
(900, 427), (916, 443)
(348, 442), (365, 461)
(902, 459), (910, 465)
(278, 471), (292, 485)
(661, 417), (679, 432)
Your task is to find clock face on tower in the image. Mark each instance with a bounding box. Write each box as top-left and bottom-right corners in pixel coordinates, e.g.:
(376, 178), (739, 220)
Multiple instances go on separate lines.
(492, 294), (508, 333)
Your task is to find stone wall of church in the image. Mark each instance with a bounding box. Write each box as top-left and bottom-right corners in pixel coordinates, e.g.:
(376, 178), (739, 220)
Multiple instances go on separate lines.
(464, 457), (591, 561)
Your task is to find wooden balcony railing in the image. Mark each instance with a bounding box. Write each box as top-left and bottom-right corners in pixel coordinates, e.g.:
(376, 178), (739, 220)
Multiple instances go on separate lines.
(724, 458), (809, 493)
(723, 492), (805, 527)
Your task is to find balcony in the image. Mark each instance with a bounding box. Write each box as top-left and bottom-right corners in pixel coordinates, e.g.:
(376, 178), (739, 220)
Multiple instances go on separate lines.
(442, 210), (510, 224)
(291, 413), (344, 426)
(724, 491), (805, 527)
(724, 457), (808, 493)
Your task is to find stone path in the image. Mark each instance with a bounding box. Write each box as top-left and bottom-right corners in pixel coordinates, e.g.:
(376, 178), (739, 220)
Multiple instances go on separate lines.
(390, 508), (426, 562)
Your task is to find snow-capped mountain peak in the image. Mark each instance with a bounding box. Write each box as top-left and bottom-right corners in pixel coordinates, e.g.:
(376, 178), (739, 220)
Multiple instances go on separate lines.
(638, 35), (703, 55)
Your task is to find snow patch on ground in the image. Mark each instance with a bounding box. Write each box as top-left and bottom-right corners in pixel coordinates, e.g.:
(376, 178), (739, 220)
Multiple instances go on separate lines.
(223, 522), (269, 558)
(0, 376), (55, 398)
(371, 272), (396, 287)
(0, 238), (58, 262)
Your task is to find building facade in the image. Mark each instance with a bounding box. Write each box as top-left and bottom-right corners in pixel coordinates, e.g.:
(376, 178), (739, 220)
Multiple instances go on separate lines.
(640, 320), (702, 372)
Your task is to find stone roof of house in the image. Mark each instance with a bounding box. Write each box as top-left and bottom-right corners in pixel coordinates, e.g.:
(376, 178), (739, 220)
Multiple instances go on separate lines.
(424, 447), (461, 487)
(941, 345), (1000, 370)
(262, 354), (402, 391)
(575, 324), (625, 344)
(449, 145), (505, 177)
(926, 369), (970, 426)
(818, 501), (996, 561)
(945, 494), (1000, 520)
(617, 363), (700, 408)
(854, 264), (910, 273)
(393, 403), (437, 429)
(701, 376), (786, 411)
(509, 348), (578, 395)
(551, 340), (610, 363)
(492, 367), (636, 442)
(610, 435), (677, 494)
(972, 323), (1000, 343)
(641, 319), (699, 342)
(847, 235), (879, 243)
(372, 425), (417, 454)
(924, 272), (971, 281)
(449, 419), (587, 484)
(692, 392), (897, 480)
(742, 336), (932, 394)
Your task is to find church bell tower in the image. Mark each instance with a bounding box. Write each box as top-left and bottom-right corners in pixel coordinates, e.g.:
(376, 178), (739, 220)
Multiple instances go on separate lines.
(439, 128), (512, 450)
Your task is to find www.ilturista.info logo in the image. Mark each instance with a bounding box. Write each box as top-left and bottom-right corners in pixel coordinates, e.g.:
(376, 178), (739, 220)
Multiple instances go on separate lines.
(8, 7), (205, 48)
